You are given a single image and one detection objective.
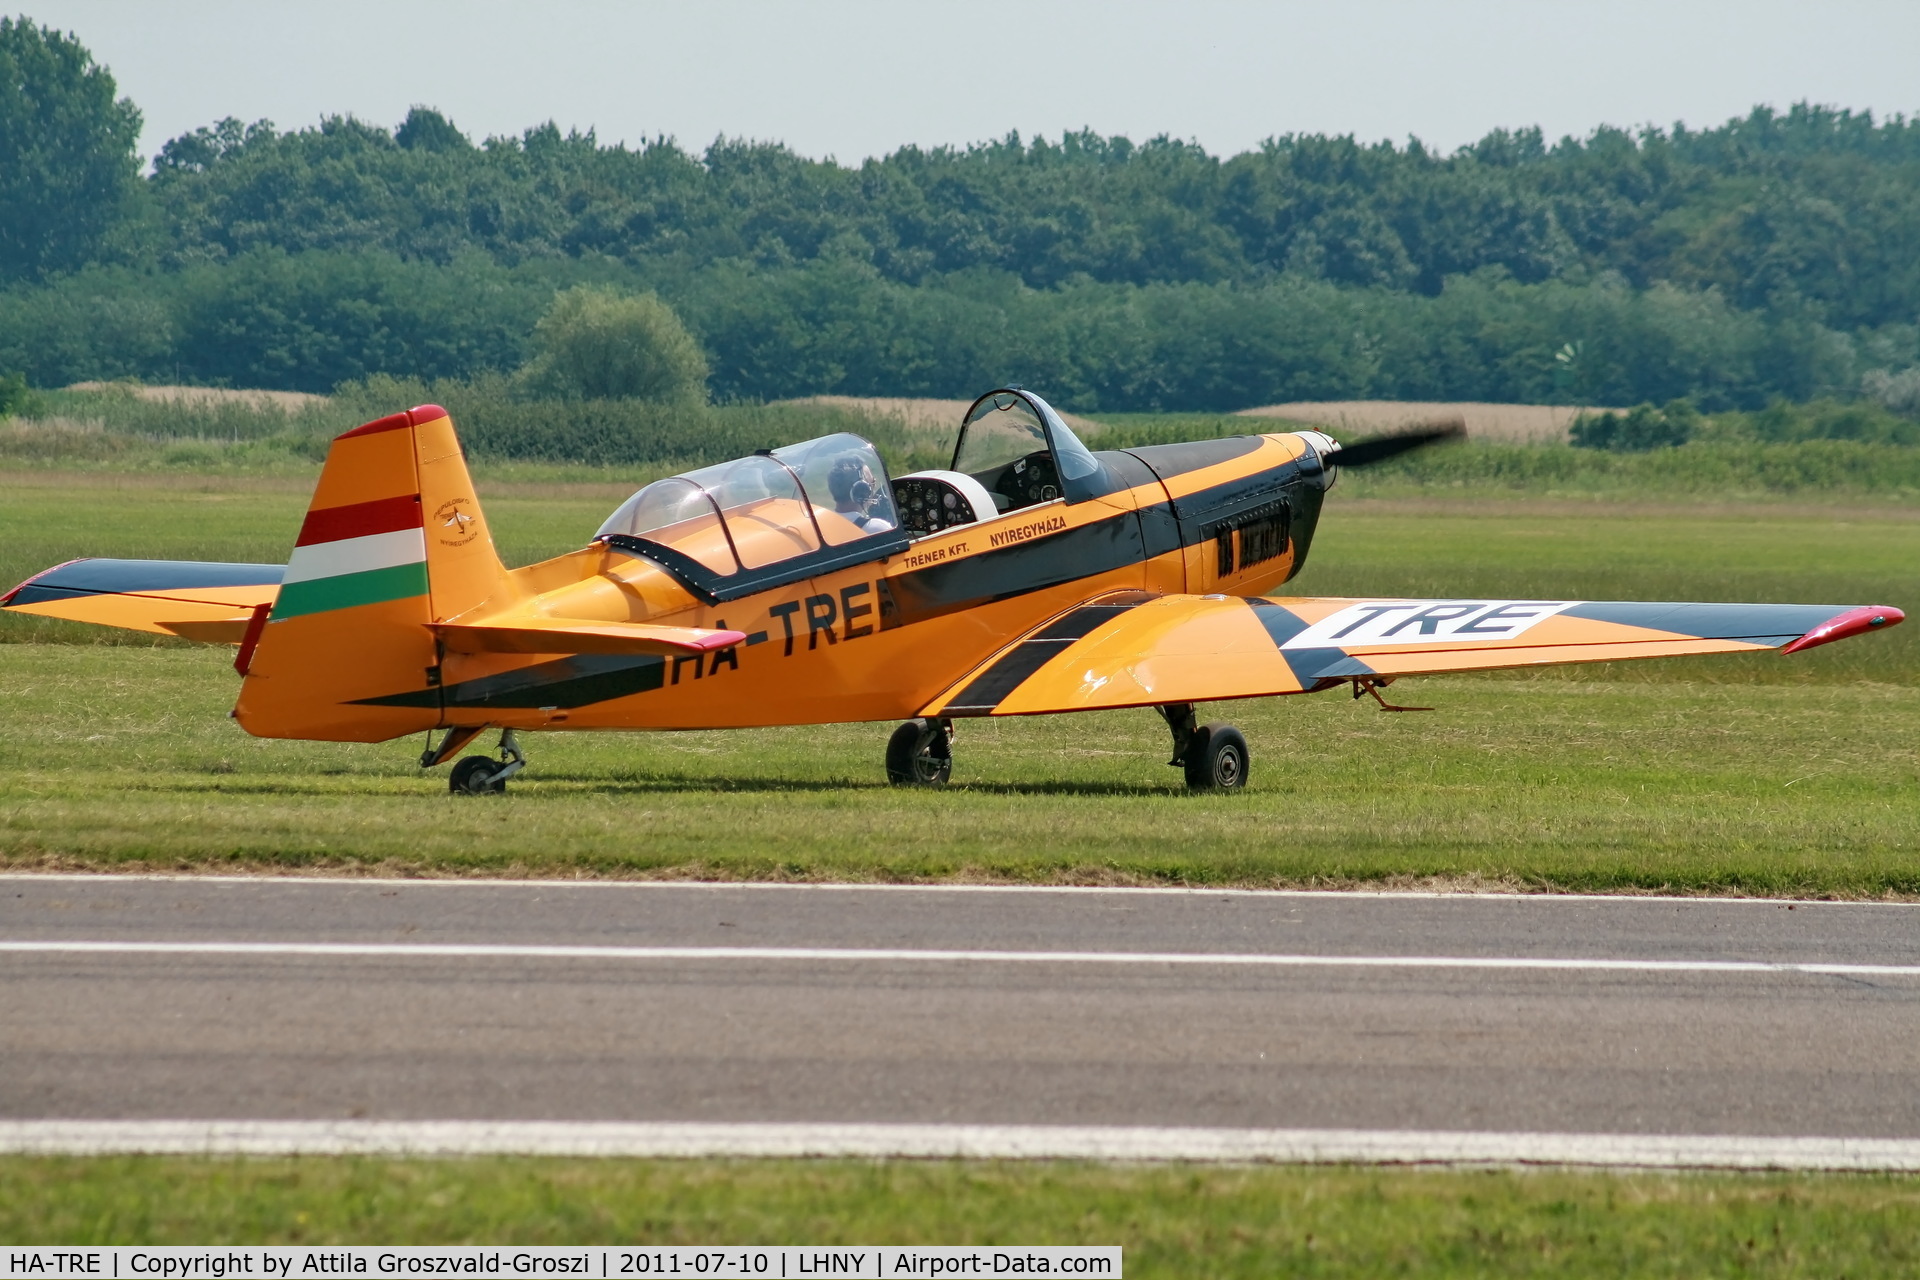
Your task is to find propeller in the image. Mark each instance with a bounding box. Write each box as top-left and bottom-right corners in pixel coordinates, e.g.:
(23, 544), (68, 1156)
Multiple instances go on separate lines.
(1322, 417), (1466, 468)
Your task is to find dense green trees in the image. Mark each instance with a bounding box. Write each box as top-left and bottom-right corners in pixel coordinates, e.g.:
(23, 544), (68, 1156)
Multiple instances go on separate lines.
(1, 19), (1918, 411)
(0, 17), (142, 283)
(122, 105), (1920, 332)
(0, 251), (552, 392)
(0, 251), (1900, 410)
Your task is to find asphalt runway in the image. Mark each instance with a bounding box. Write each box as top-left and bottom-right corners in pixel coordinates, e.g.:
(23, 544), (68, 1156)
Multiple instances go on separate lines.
(4, 875), (1920, 1165)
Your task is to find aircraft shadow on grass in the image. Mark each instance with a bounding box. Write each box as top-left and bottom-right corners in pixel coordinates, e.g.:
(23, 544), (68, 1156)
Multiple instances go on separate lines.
(139, 769), (1195, 800)
(471, 770), (1192, 799)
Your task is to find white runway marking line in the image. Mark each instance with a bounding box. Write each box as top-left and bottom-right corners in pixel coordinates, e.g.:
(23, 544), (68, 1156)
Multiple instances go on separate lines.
(3, 940), (1919, 977)
(4, 1120), (1920, 1170)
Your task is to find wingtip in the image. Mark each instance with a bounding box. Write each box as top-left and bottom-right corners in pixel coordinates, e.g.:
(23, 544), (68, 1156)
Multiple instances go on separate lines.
(1, 558), (84, 607)
(693, 629), (750, 652)
(1781, 605), (1905, 654)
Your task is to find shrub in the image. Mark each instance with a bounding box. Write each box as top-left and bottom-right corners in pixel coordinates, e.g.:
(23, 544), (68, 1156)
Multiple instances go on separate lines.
(0, 370), (37, 417)
(519, 287), (710, 406)
(1570, 400), (1697, 451)
(1863, 367), (1920, 416)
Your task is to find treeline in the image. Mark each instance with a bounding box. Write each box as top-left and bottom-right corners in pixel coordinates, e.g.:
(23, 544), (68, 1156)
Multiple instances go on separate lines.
(2, 17), (1920, 411)
(2, 252), (1896, 412)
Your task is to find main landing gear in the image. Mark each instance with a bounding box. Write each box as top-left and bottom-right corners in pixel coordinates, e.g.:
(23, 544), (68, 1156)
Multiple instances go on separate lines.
(886, 717), (954, 786)
(436, 728), (527, 795)
(882, 709), (1250, 790)
(1158, 702), (1249, 791)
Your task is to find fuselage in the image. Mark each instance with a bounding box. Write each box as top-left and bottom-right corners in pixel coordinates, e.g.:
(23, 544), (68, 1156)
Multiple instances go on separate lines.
(428, 433), (1330, 732)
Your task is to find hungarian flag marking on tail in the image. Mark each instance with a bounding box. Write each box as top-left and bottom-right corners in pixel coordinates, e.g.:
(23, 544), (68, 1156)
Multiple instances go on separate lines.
(273, 492), (427, 620)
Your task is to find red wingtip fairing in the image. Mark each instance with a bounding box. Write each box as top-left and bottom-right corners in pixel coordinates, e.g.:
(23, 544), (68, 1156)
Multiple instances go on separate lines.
(1781, 605), (1905, 654)
(1, 558), (82, 606)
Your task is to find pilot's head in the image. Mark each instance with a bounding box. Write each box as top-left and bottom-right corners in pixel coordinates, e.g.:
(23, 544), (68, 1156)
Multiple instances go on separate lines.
(827, 455), (876, 513)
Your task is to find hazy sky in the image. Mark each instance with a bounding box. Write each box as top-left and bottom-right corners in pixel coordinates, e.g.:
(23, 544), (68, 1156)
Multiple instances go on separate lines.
(22, 0), (1920, 164)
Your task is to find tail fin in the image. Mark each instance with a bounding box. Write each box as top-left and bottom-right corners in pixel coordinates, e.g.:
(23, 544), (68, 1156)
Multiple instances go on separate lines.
(234, 404), (514, 741)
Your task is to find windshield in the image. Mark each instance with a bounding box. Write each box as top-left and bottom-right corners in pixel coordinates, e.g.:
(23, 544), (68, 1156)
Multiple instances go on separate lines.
(1030, 394), (1103, 482)
(953, 392), (1049, 480)
(950, 389), (1106, 511)
(595, 433), (897, 573)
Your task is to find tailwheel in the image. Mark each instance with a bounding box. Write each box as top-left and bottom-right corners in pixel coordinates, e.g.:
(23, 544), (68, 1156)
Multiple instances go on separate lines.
(886, 718), (953, 787)
(1183, 722), (1249, 791)
(448, 729), (527, 795)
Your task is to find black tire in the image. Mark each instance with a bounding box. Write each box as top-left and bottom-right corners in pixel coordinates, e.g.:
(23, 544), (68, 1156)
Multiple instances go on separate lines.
(1184, 723), (1248, 791)
(886, 719), (952, 787)
(449, 755), (504, 795)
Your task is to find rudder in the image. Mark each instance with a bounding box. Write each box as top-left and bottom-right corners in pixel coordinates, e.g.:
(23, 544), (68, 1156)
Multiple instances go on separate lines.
(234, 404), (513, 741)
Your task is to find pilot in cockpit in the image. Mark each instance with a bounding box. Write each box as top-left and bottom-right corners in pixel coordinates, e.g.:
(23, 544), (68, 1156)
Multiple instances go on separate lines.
(827, 455), (896, 534)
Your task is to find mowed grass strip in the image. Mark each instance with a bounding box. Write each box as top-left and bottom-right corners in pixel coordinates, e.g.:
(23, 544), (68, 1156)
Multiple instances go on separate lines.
(3, 1157), (1919, 1276)
(1, 644), (1915, 893)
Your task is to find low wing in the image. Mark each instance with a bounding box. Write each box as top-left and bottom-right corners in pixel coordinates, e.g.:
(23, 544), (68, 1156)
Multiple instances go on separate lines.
(922, 592), (1904, 717)
(433, 618), (747, 656)
(1, 558), (283, 642)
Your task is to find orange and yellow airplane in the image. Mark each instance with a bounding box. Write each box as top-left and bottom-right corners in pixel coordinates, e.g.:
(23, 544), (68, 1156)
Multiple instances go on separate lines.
(2, 388), (1904, 792)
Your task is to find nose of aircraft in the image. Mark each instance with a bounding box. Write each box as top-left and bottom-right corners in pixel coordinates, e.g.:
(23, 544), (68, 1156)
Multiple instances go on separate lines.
(1296, 418), (1468, 489)
(1291, 430), (1342, 490)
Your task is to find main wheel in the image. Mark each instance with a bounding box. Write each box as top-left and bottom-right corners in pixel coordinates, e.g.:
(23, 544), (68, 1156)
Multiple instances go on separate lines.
(1183, 723), (1248, 791)
(886, 719), (952, 787)
(449, 755), (505, 795)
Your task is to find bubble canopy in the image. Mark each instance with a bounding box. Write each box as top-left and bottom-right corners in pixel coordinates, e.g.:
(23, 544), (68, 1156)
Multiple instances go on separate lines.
(595, 434), (902, 590)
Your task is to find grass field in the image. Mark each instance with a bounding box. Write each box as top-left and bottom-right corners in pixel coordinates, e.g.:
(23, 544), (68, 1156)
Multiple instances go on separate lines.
(1, 472), (1915, 891)
(3, 645), (1914, 890)
(3, 1157), (1918, 1275)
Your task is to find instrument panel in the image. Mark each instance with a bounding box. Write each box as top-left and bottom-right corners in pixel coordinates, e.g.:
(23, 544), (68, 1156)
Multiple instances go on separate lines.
(892, 476), (982, 536)
(993, 451), (1061, 511)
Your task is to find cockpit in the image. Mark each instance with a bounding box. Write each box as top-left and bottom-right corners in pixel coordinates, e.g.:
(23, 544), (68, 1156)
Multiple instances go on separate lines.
(954, 389), (1106, 510)
(891, 388), (1112, 536)
(595, 433), (904, 598)
(592, 390), (1113, 600)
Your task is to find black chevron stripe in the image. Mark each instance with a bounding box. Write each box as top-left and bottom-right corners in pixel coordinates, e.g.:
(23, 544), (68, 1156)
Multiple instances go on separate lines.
(942, 594), (1154, 715)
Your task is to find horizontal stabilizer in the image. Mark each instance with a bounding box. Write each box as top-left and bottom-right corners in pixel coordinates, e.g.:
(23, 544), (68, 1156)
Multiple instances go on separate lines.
(1, 558), (283, 642)
(432, 618), (748, 656)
